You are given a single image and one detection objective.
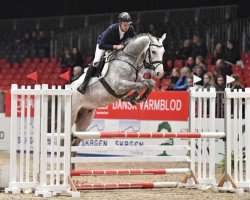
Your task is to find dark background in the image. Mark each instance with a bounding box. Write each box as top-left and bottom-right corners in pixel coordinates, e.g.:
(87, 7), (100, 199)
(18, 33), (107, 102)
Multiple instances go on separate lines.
(0, 0), (248, 20)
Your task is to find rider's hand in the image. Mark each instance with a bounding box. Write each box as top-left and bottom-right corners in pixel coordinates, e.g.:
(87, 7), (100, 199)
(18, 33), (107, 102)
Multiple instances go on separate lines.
(113, 45), (124, 50)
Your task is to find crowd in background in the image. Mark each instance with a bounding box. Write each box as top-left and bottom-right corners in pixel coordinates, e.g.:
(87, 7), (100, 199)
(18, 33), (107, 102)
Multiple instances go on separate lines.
(0, 30), (54, 63)
(0, 22), (247, 92)
(162, 33), (244, 93)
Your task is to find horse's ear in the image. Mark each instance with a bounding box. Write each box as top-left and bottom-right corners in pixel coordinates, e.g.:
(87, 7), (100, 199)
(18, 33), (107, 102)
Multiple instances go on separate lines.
(159, 33), (166, 44)
(148, 34), (154, 43)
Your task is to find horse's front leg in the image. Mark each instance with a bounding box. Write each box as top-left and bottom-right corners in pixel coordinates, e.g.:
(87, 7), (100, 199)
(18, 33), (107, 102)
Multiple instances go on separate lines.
(136, 79), (156, 103)
(116, 80), (145, 105)
(121, 91), (139, 105)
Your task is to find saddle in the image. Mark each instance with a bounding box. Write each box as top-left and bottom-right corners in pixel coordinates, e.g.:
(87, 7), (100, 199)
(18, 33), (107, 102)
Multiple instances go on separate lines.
(93, 51), (118, 77)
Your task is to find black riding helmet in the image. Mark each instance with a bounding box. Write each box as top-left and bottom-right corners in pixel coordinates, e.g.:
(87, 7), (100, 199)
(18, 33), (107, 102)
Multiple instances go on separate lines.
(118, 12), (132, 23)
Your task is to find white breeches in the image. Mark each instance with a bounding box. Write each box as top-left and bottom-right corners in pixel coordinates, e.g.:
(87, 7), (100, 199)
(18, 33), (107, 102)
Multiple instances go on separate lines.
(93, 44), (105, 64)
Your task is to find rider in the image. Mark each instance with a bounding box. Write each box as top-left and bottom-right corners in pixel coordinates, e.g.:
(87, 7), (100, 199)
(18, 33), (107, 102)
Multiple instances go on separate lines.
(77, 12), (136, 94)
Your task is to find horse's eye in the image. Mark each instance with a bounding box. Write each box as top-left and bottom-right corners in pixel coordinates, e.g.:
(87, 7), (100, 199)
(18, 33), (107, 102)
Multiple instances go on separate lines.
(152, 51), (156, 54)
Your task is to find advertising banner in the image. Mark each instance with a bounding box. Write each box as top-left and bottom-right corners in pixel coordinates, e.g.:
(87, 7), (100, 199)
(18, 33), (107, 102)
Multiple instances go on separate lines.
(95, 91), (189, 121)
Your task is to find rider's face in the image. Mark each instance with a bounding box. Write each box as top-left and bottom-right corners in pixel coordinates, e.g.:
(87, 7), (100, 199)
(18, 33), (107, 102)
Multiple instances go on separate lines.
(120, 22), (131, 32)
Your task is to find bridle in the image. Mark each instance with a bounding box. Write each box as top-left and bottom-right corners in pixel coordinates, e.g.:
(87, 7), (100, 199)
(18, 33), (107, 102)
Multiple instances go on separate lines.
(143, 42), (163, 71)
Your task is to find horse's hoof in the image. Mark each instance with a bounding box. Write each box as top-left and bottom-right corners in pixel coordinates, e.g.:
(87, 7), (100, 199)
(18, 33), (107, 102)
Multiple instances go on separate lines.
(140, 97), (147, 102)
(130, 100), (136, 106)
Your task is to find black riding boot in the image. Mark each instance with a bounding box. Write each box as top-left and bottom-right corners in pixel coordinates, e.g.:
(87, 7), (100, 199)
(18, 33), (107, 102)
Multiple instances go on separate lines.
(77, 64), (96, 94)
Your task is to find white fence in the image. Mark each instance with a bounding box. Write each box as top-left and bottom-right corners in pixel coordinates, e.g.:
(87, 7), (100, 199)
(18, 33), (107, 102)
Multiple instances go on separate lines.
(4, 84), (250, 197)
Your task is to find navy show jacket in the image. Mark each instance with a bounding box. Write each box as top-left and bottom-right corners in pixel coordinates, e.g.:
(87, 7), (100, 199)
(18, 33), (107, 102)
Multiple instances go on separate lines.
(97, 23), (136, 50)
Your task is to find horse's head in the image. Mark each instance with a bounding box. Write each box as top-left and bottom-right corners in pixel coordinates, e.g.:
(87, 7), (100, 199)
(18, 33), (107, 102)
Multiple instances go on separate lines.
(144, 33), (166, 78)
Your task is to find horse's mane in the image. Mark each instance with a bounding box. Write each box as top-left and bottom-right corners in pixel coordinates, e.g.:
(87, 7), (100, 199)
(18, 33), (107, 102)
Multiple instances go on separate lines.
(121, 33), (150, 45)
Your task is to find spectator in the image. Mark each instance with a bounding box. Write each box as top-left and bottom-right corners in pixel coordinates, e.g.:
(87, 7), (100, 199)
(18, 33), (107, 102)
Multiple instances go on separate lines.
(202, 72), (215, 91)
(148, 24), (158, 37)
(223, 39), (240, 65)
(60, 48), (72, 68)
(174, 67), (190, 91)
(190, 34), (207, 59)
(165, 67), (180, 91)
(193, 65), (204, 86)
(187, 75), (193, 90)
(186, 56), (195, 72)
(211, 42), (224, 65)
(230, 74), (245, 118)
(71, 66), (83, 83)
(215, 75), (226, 118)
(30, 31), (38, 58)
(193, 55), (207, 72)
(71, 47), (83, 68)
(37, 30), (50, 58)
(215, 75), (226, 92)
(175, 39), (192, 60)
(230, 74), (244, 91)
(215, 59), (232, 77)
(23, 32), (31, 45)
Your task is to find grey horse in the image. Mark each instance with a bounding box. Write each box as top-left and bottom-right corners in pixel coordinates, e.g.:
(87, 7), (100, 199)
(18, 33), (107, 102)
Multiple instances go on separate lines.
(70, 33), (166, 134)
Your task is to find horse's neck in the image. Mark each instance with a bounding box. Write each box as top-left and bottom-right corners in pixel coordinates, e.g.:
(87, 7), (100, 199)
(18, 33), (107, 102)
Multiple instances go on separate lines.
(124, 36), (150, 64)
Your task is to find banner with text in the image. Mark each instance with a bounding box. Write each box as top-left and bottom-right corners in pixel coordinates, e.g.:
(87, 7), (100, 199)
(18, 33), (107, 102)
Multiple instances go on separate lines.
(95, 91), (189, 121)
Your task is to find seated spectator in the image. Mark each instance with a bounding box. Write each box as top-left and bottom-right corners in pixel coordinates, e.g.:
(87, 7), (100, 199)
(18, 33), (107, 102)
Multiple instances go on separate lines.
(190, 34), (207, 59)
(186, 75), (202, 91)
(202, 72), (215, 91)
(211, 42), (224, 65)
(30, 30), (38, 58)
(165, 67), (180, 91)
(187, 75), (193, 91)
(186, 56), (195, 72)
(174, 67), (190, 91)
(37, 30), (50, 58)
(216, 59), (232, 77)
(193, 55), (207, 72)
(193, 65), (204, 86)
(215, 75), (226, 118)
(60, 48), (72, 68)
(229, 74), (245, 118)
(175, 39), (192, 60)
(230, 74), (244, 91)
(71, 66), (83, 83)
(148, 24), (158, 37)
(215, 75), (226, 91)
(71, 47), (83, 68)
(223, 39), (240, 65)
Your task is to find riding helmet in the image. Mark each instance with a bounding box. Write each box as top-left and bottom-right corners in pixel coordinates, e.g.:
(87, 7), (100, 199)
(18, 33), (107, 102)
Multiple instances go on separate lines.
(118, 12), (132, 23)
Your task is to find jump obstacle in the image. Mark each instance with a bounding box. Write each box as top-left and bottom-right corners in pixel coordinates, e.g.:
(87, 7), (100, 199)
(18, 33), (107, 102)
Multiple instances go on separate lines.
(4, 84), (250, 197)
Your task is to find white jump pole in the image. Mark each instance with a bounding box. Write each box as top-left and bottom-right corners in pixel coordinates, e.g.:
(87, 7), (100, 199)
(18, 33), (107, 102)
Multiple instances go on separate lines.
(73, 131), (225, 139)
